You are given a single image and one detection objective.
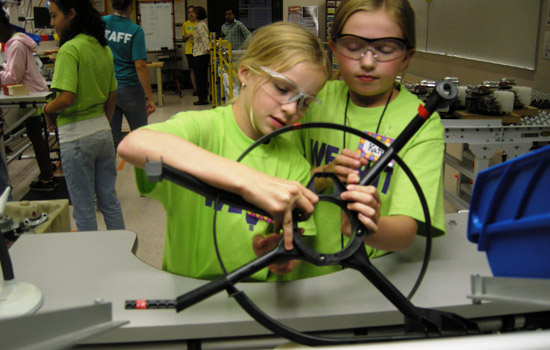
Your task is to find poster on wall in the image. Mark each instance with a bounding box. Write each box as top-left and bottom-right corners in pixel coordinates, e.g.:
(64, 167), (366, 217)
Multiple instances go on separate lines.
(92, 0), (107, 15)
(302, 6), (318, 36)
(287, 6), (319, 37)
(288, 6), (301, 25)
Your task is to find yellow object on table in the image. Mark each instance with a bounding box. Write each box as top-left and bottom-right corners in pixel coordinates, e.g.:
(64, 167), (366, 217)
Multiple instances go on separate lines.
(7, 85), (29, 97)
(4, 199), (70, 233)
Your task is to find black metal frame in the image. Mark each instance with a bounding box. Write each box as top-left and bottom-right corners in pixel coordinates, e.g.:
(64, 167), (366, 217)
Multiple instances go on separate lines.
(144, 81), (480, 345)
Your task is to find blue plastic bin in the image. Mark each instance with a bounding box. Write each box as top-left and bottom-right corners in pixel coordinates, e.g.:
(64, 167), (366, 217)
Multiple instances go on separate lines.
(467, 145), (550, 279)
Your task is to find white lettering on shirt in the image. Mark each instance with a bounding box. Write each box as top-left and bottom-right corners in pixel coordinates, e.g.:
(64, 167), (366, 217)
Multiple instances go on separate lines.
(105, 30), (133, 44)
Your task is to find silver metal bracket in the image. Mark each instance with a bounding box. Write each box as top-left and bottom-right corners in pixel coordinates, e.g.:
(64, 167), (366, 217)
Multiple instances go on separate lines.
(470, 274), (550, 306)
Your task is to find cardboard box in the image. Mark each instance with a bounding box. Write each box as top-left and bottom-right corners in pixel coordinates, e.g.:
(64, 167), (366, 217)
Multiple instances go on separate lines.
(7, 84), (29, 97)
(4, 199), (70, 233)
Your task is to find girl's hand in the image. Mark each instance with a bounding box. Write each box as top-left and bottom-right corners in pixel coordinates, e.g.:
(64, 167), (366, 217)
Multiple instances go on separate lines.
(242, 174), (318, 251)
(340, 173), (381, 237)
(323, 148), (368, 183)
(43, 104), (58, 132)
(252, 233), (302, 275)
(146, 100), (156, 116)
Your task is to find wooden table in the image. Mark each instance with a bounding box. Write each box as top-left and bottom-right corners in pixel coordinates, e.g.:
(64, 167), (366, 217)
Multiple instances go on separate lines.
(146, 62), (164, 107)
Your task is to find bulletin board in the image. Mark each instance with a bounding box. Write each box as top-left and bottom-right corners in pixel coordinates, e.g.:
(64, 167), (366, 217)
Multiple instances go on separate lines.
(410, 0), (541, 70)
(139, 2), (174, 51)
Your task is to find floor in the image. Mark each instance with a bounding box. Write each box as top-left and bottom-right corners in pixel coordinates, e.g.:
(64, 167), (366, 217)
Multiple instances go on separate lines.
(4, 89), (211, 270)
(4, 88), (460, 272)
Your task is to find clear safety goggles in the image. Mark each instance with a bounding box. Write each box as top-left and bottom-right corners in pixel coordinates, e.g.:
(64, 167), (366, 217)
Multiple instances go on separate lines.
(335, 34), (408, 62)
(258, 66), (321, 113)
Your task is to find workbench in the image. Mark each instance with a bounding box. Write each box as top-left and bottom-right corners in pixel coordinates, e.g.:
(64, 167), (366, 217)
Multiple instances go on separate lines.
(0, 92), (54, 164)
(4, 212), (549, 349)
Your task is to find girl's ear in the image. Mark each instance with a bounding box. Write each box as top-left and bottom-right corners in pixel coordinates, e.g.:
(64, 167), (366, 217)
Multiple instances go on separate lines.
(237, 66), (250, 86)
(400, 48), (416, 71)
(67, 8), (76, 21)
(329, 40), (337, 55)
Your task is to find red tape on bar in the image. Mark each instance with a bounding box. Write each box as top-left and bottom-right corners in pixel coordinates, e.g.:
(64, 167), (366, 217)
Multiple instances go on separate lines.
(136, 299), (147, 309)
(418, 104), (430, 119)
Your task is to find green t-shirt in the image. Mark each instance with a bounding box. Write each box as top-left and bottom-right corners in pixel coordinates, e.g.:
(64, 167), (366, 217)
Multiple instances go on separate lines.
(135, 105), (315, 281)
(51, 34), (117, 126)
(290, 80), (446, 278)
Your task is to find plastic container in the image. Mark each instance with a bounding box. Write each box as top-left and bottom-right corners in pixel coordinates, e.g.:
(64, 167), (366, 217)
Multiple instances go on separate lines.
(467, 145), (550, 279)
(4, 199), (70, 234)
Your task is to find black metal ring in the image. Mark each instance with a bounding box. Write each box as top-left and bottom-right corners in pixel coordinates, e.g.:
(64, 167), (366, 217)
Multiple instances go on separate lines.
(211, 122), (433, 345)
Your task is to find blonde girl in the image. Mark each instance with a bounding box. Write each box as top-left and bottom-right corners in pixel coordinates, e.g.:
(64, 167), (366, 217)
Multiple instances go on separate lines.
(118, 22), (350, 280)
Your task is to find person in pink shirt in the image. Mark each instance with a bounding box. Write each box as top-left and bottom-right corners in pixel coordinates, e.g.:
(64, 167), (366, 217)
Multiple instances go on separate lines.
(0, 11), (56, 191)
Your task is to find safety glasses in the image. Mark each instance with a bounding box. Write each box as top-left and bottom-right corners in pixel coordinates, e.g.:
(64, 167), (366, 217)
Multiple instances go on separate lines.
(335, 34), (408, 62)
(258, 66), (321, 113)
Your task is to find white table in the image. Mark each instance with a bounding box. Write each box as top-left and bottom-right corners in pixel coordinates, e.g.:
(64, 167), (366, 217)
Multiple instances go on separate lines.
(0, 92), (54, 163)
(5, 212), (549, 348)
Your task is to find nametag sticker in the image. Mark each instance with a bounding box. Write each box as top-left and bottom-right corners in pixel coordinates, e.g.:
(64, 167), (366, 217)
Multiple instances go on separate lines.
(357, 132), (395, 168)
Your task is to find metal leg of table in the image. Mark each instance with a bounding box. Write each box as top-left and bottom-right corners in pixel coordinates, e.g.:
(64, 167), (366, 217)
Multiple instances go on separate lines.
(156, 67), (163, 107)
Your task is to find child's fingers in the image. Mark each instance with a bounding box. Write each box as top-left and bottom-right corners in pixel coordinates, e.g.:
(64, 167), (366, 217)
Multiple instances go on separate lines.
(268, 259), (301, 275)
(282, 208), (294, 250)
(294, 188), (318, 221)
(332, 165), (360, 183)
(333, 157), (361, 171)
(341, 184), (381, 234)
(252, 233), (281, 256)
(347, 172), (360, 185)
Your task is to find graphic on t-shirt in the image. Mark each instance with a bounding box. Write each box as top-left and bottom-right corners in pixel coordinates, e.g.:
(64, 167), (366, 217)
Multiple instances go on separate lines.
(105, 30), (133, 44)
(204, 198), (272, 231)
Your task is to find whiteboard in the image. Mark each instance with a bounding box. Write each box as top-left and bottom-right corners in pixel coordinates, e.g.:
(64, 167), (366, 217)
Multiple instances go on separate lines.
(140, 2), (174, 51)
(410, 0), (541, 70)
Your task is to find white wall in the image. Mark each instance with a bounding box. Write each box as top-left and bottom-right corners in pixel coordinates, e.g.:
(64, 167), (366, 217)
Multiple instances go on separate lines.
(282, 0), (549, 92)
(406, 0), (550, 92)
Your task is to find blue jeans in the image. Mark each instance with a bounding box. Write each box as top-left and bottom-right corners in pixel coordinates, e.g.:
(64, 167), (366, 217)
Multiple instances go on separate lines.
(60, 130), (125, 231)
(110, 85), (148, 151)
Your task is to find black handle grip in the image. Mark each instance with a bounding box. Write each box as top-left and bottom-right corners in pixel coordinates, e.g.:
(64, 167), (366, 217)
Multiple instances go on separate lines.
(359, 80), (457, 186)
(176, 243), (288, 311)
(176, 277), (231, 311)
(146, 161), (271, 217)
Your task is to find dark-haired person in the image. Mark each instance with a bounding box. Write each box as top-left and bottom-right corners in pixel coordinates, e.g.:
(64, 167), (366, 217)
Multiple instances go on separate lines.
(43, 0), (125, 231)
(221, 9), (250, 50)
(191, 6), (210, 106)
(103, 0), (155, 152)
(0, 11), (56, 191)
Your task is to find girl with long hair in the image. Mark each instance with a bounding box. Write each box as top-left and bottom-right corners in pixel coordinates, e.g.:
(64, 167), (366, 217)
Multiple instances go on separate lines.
(44, 0), (125, 231)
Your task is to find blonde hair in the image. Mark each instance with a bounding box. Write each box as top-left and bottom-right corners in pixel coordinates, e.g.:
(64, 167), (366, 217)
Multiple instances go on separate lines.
(330, 0), (416, 49)
(239, 22), (330, 79)
(236, 22), (330, 136)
